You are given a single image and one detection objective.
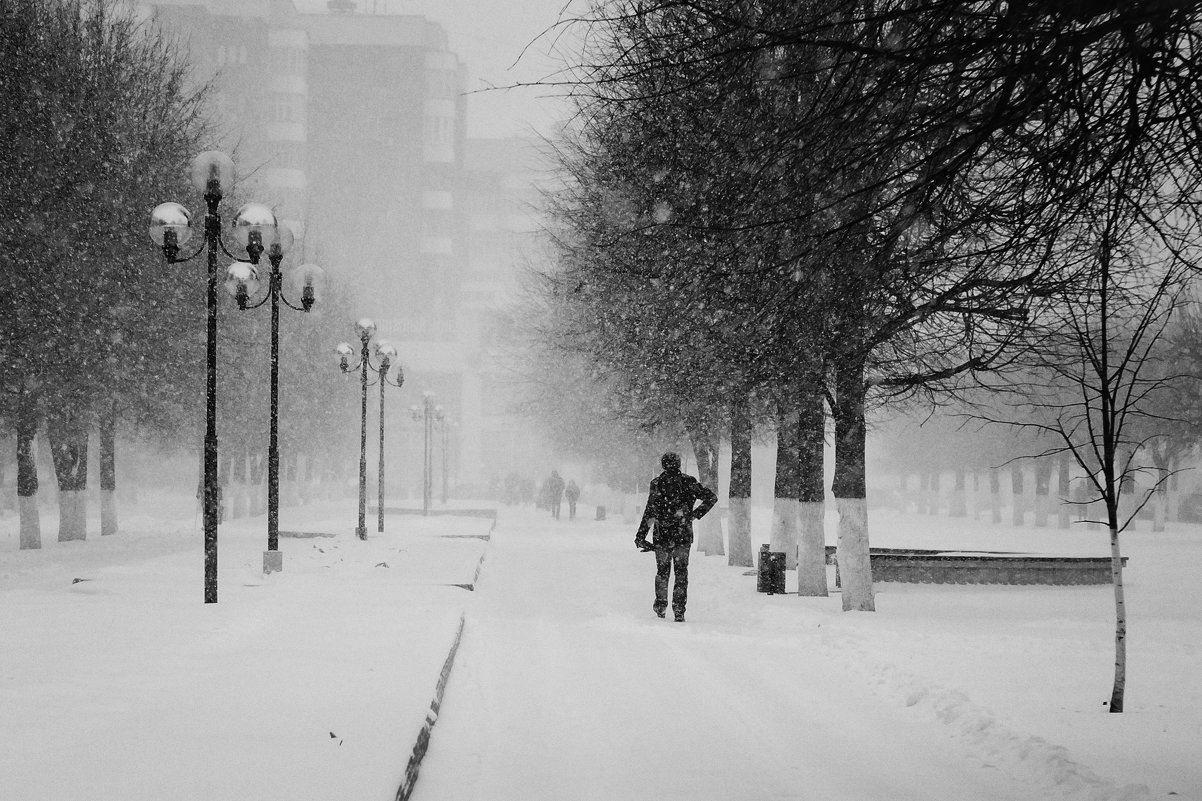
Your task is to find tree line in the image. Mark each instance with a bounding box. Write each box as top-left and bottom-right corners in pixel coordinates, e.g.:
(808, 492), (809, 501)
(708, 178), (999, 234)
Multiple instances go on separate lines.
(526, 0), (1202, 711)
(0, 0), (361, 548)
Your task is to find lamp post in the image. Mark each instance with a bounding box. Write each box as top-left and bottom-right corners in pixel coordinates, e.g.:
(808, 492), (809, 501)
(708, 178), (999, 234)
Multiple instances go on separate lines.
(438, 415), (454, 505)
(224, 220), (325, 573)
(148, 151), (276, 604)
(410, 392), (442, 516)
(337, 321), (402, 539)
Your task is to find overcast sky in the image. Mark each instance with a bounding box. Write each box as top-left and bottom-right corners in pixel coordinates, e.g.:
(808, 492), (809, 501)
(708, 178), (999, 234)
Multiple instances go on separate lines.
(294, 0), (580, 139)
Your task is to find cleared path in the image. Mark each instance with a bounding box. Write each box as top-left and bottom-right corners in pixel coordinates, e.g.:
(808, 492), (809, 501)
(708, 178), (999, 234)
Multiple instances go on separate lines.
(414, 508), (1045, 801)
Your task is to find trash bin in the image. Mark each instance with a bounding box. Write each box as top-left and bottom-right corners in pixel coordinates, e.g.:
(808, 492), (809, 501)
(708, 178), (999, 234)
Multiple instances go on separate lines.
(757, 544), (786, 594)
(595, 505), (606, 521)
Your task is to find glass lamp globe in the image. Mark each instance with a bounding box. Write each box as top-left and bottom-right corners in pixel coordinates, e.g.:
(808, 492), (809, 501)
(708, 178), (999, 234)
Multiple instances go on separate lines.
(291, 263), (326, 309)
(335, 342), (355, 371)
(223, 262), (260, 299)
(190, 151), (236, 194)
(231, 203), (277, 251)
(148, 202), (193, 246)
(269, 219), (296, 258)
(355, 318), (377, 341)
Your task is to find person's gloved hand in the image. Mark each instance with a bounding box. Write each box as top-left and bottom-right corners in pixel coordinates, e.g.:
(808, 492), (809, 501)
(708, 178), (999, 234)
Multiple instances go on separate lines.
(635, 538), (654, 552)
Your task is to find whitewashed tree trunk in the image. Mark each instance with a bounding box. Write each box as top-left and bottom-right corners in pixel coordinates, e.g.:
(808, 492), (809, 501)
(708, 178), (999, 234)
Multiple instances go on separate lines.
(797, 501), (827, 596)
(1109, 524), (1127, 712)
(1011, 463), (1026, 526)
(836, 498), (873, 611)
(1152, 465), (1168, 532)
(770, 498), (800, 570)
(100, 490), (118, 536)
(727, 397), (755, 568)
(16, 391), (42, 550)
(57, 490), (87, 542)
(949, 470), (967, 517)
(771, 398), (800, 568)
(19, 495), (41, 550)
(989, 468), (1002, 523)
(1057, 458), (1073, 529)
(728, 496), (753, 567)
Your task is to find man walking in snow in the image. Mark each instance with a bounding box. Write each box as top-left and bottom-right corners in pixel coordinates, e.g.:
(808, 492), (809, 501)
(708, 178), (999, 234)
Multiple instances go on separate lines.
(634, 452), (717, 622)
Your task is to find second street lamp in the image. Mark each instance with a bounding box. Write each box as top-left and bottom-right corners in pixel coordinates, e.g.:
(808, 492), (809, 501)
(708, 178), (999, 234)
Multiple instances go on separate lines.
(223, 219), (326, 573)
(337, 320), (402, 539)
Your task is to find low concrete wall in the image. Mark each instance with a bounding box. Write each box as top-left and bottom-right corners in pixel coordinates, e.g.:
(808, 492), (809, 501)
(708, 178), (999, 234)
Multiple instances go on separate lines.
(825, 547), (1128, 586)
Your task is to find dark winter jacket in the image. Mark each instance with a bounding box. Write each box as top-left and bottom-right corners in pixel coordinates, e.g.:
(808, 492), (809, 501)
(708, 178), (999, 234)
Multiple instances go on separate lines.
(634, 467), (718, 549)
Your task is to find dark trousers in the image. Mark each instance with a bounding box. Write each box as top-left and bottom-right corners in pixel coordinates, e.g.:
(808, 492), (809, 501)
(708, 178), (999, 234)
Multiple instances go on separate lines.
(567, 498), (577, 519)
(550, 499), (561, 518)
(653, 544), (690, 615)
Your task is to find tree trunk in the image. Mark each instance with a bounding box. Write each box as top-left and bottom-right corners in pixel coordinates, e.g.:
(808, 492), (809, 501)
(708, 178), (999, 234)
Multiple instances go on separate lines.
(1151, 453), (1169, 533)
(686, 418), (723, 555)
(16, 387), (41, 550)
(831, 358), (873, 612)
(0, 436), (9, 514)
(98, 403), (118, 536)
(989, 468), (1002, 523)
(250, 451), (267, 516)
(1109, 521), (1127, 713)
(796, 378), (827, 597)
(1057, 455), (1072, 529)
(1118, 453), (1137, 532)
(1034, 459), (1052, 528)
(949, 469), (967, 517)
(770, 397), (800, 568)
(46, 407), (88, 542)
(727, 395), (754, 568)
(1010, 463), (1025, 526)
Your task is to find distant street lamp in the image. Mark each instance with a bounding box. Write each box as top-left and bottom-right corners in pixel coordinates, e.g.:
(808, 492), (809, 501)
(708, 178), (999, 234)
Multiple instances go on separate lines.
(438, 414), (454, 505)
(410, 392), (442, 516)
(148, 151), (277, 604)
(224, 220), (325, 573)
(337, 320), (403, 539)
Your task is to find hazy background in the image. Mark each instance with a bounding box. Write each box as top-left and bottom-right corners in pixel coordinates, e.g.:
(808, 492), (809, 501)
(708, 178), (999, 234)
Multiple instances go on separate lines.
(294, 0), (577, 138)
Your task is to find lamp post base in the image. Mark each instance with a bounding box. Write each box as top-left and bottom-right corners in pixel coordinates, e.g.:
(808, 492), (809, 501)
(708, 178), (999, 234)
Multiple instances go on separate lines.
(356, 527), (367, 541)
(263, 550), (284, 574)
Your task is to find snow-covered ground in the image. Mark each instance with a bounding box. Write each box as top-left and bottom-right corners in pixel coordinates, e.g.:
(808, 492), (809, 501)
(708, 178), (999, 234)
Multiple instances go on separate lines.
(1, 492), (1198, 800)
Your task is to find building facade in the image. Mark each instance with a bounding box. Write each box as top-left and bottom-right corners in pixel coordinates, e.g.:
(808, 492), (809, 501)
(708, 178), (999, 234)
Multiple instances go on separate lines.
(142, 0), (546, 496)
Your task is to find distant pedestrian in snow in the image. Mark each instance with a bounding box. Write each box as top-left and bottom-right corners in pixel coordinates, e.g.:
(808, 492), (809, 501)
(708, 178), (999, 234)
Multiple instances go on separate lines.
(634, 452), (717, 622)
(565, 480), (581, 520)
(545, 470), (566, 519)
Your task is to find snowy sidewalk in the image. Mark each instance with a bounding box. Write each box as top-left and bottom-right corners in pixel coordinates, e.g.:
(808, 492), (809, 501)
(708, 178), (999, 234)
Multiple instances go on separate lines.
(415, 505), (1197, 801)
(0, 496), (491, 801)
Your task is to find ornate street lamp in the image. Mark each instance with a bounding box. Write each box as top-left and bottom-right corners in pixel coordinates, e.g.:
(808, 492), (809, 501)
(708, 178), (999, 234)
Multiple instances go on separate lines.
(224, 220), (325, 573)
(148, 151), (276, 603)
(410, 392), (442, 516)
(337, 321), (403, 539)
